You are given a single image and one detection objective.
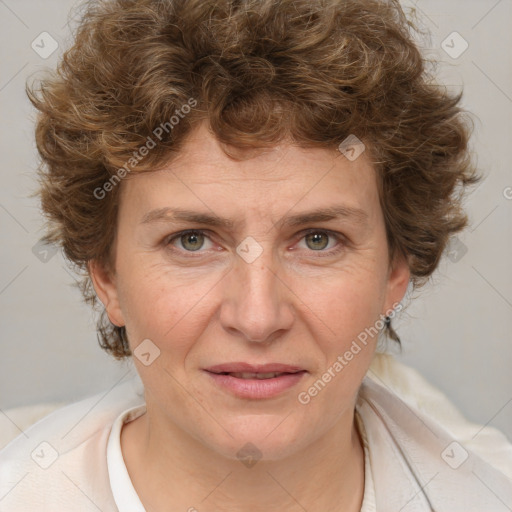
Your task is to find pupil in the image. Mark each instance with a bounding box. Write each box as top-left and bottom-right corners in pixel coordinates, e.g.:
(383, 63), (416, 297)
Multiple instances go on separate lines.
(306, 232), (328, 250)
(182, 232), (203, 251)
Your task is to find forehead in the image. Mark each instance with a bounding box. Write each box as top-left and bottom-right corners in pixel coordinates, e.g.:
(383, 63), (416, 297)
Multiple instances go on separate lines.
(120, 123), (380, 225)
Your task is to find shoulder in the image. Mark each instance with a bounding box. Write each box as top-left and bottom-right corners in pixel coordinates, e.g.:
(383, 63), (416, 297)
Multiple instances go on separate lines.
(0, 373), (145, 511)
(367, 352), (512, 477)
(358, 354), (512, 511)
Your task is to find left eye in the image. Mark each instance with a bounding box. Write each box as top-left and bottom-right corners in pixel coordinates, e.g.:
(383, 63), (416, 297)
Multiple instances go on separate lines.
(299, 230), (339, 251)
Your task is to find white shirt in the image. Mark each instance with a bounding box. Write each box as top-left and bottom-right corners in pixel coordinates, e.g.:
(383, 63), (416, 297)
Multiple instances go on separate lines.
(107, 405), (147, 511)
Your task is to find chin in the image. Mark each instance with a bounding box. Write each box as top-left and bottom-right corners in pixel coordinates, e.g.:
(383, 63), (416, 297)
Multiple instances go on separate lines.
(203, 416), (311, 463)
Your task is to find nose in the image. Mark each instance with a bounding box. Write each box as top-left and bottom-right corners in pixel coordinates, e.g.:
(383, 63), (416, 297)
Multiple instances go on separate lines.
(219, 249), (295, 343)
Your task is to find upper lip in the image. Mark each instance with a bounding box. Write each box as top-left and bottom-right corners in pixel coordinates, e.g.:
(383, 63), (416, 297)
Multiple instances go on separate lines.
(204, 363), (305, 374)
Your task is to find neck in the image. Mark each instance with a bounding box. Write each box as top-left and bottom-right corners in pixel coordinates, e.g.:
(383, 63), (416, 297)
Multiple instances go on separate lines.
(121, 405), (365, 512)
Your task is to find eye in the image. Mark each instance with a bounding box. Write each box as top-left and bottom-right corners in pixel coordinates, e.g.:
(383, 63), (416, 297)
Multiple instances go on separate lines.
(166, 230), (214, 252)
(296, 229), (345, 255)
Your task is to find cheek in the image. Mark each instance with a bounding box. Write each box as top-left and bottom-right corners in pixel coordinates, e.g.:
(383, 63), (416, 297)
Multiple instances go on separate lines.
(117, 261), (219, 349)
(292, 273), (386, 413)
(296, 263), (387, 343)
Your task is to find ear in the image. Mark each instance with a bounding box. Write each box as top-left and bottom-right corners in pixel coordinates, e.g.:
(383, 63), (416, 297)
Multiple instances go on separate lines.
(383, 251), (410, 314)
(88, 260), (125, 327)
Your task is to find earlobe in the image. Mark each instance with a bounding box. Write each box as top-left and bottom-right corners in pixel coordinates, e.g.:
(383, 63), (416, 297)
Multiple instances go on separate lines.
(88, 260), (125, 327)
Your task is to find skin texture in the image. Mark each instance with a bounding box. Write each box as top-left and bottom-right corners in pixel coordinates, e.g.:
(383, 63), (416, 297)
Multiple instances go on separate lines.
(90, 122), (410, 511)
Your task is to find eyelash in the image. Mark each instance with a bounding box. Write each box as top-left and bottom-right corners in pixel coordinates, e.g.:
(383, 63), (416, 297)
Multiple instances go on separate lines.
(164, 228), (347, 257)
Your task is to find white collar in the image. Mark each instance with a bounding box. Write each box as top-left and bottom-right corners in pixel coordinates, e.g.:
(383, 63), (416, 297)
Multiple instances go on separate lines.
(107, 404), (147, 511)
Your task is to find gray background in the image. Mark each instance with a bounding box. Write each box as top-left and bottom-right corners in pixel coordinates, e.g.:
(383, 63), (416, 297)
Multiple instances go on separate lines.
(1, 0), (511, 439)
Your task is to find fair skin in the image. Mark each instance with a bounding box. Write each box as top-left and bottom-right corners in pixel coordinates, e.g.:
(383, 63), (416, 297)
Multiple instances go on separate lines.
(90, 122), (410, 512)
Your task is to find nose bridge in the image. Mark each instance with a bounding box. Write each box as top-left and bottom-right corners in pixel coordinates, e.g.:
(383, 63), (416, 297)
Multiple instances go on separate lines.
(241, 251), (279, 305)
(220, 238), (293, 342)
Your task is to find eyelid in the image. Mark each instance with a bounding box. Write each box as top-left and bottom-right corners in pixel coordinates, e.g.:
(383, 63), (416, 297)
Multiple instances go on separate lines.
(299, 227), (345, 241)
(165, 229), (216, 252)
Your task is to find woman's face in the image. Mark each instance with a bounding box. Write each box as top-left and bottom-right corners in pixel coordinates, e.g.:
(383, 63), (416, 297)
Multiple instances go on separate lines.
(92, 122), (409, 461)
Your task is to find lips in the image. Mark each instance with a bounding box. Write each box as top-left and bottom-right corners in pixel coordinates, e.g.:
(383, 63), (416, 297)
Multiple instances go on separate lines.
(228, 372), (288, 380)
(204, 362), (305, 377)
(203, 362), (307, 398)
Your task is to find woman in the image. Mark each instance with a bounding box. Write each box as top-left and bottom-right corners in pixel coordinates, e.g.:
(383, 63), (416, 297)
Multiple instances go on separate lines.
(1, 0), (511, 510)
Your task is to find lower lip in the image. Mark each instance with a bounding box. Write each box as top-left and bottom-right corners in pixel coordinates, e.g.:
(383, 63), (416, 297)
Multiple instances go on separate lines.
(204, 371), (307, 399)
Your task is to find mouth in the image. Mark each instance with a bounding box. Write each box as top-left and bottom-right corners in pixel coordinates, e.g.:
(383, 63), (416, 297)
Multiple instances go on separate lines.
(203, 363), (307, 399)
(211, 371), (302, 380)
(205, 362), (305, 374)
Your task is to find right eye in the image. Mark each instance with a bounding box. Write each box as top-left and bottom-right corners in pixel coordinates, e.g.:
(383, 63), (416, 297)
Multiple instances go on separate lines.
(166, 230), (215, 253)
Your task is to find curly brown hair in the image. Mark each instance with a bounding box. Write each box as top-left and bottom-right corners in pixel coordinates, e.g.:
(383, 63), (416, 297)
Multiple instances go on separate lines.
(27, 0), (479, 359)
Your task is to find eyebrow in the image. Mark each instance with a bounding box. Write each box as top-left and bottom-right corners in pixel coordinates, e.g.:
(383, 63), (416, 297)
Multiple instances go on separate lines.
(140, 205), (369, 229)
